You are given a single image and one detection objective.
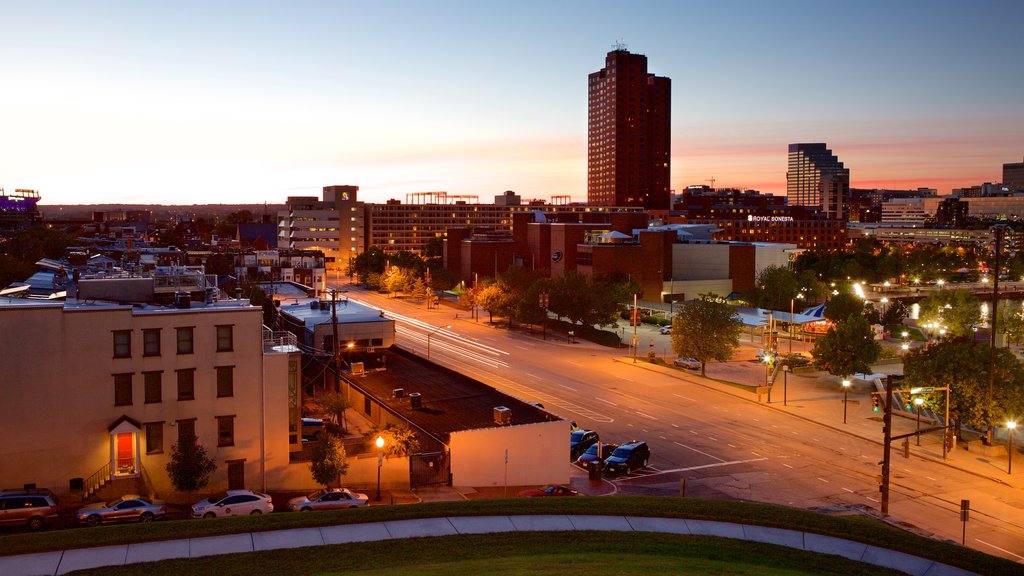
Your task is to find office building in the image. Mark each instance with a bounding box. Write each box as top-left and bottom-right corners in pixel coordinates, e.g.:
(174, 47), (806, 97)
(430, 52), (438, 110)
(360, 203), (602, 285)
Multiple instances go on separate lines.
(278, 185), (361, 273)
(1003, 157), (1024, 191)
(787, 144), (849, 220)
(588, 47), (671, 210)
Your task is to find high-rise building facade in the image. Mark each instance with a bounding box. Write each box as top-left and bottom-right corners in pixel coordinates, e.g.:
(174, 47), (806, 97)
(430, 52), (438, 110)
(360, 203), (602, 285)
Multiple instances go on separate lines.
(588, 48), (671, 210)
(787, 143), (849, 220)
(1004, 157), (1024, 191)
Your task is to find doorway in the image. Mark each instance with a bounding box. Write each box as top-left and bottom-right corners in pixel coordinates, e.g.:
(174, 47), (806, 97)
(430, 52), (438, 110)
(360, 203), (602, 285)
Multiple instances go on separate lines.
(227, 460), (245, 490)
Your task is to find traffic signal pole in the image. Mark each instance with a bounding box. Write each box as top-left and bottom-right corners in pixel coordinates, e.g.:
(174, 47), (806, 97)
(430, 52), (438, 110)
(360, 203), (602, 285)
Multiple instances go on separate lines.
(881, 375), (893, 515)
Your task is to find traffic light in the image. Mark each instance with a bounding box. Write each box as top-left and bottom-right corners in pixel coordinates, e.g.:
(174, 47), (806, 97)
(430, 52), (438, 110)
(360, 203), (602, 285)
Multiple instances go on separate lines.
(872, 394), (880, 412)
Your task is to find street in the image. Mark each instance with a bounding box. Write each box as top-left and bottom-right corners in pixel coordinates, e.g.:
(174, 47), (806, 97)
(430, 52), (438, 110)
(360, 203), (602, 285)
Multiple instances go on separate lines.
(338, 282), (1024, 564)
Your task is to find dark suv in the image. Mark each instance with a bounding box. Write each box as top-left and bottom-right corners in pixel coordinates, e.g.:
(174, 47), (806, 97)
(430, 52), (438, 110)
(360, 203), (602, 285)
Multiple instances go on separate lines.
(603, 441), (650, 475)
(0, 491), (60, 530)
(570, 429), (599, 461)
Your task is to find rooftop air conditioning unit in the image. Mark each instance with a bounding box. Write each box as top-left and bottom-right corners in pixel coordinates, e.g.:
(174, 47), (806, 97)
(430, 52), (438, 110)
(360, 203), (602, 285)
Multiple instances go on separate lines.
(494, 406), (511, 426)
(350, 362), (365, 376)
(393, 388), (405, 398)
(409, 392), (422, 409)
(309, 300), (319, 309)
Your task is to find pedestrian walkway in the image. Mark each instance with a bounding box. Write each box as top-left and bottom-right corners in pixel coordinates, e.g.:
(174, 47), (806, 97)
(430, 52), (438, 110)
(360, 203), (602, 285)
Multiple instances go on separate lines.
(0, 515), (977, 576)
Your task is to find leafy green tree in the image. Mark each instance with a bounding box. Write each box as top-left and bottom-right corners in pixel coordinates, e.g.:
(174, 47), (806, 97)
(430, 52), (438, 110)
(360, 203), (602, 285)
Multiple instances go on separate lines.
(313, 391), (352, 433)
(918, 289), (981, 338)
(165, 434), (217, 500)
(903, 339), (1024, 440)
(476, 283), (509, 324)
(880, 300), (908, 327)
(309, 434), (349, 488)
(548, 272), (590, 326)
(0, 226), (75, 262)
(750, 265), (800, 311)
(811, 315), (881, 378)
(671, 294), (744, 376)
(516, 279), (552, 328)
(587, 275), (633, 327)
(365, 423), (421, 457)
(383, 267), (416, 295)
(824, 292), (864, 323)
(0, 254), (36, 289)
(352, 246), (388, 284)
(997, 301), (1024, 346)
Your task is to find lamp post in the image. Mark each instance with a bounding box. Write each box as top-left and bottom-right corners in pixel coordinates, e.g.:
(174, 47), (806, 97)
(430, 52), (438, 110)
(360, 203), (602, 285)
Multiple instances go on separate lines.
(842, 379), (851, 424)
(914, 397), (924, 446)
(426, 324), (451, 360)
(375, 435), (385, 501)
(1009, 421), (1017, 475)
(782, 364), (790, 406)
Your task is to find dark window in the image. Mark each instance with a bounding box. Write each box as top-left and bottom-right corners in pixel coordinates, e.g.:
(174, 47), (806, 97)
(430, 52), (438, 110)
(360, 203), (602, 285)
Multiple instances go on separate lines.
(176, 327), (194, 355)
(177, 419), (195, 444)
(144, 371), (162, 403)
(145, 422), (163, 454)
(216, 366), (233, 398)
(216, 325), (233, 352)
(364, 397), (371, 415)
(217, 415), (235, 446)
(114, 373), (132, 406)
(176, 369), (195, 400)
(113, 330), (131, 358)
(143, 329), (161, 356)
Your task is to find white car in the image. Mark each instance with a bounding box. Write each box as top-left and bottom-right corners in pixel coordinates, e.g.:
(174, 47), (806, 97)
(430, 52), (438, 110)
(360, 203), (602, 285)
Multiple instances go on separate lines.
(191, 490), (273, 519)
(658, 326), (672, 335)
(287, 488), (369, 511)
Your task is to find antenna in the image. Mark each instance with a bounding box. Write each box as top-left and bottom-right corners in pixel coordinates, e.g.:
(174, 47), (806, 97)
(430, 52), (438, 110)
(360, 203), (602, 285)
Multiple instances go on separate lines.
(612, 39), (628, 52)
(706, 177), (716, 189)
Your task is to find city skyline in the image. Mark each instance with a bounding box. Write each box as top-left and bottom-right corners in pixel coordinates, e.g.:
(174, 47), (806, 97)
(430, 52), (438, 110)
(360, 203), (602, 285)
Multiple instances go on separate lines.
(1, 0), (1022, 206)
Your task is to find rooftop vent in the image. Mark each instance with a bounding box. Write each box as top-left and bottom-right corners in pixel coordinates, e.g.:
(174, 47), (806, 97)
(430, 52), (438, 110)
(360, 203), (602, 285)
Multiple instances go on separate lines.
(409, 392), (422, 409)
(494, 406), (511, 425)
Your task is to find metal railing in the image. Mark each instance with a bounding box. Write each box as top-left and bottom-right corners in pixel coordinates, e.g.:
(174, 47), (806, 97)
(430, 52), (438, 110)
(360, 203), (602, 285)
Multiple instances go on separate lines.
(84, 461), (110, 498)
(263, 328), (298, 352)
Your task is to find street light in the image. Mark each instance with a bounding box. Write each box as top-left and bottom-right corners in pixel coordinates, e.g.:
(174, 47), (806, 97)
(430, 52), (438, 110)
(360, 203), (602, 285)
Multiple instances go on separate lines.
(375, 435), (385, 501)
(914, 397), (924, 446)
(1009, 421), (1017, 475)
(782, 364), (790, 406)
(426, 324), (451, 360)
(842, 379), (851, 424)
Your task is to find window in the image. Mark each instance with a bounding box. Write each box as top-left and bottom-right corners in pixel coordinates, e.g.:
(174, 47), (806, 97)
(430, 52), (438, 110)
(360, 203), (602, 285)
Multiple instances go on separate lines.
(144, 422), (163, 454)
(177, 419), (196, 444)
(176, 369), (195, 400)
(216, 325), (233, 352)
(114, 373), (132, 406)
(144, 371), (162, 404)
(143, 329), (161, 356)
(216, 366), (234, 398)
(113, 330), (131, 358)
(217, 416), (235, 446)
(176, 327), (194, 355)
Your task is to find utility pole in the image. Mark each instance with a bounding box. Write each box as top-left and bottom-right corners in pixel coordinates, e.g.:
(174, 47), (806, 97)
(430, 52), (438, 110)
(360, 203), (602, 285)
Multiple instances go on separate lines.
(881, 374), (894, 515)
(987, 225), (1004, 444)
(331, 290), (341, 393)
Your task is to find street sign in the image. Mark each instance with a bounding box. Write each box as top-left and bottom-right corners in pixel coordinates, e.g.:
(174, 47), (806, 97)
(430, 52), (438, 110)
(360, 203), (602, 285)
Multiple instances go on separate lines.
(910, 387), (935, 394)
(960, 499), (970, 522)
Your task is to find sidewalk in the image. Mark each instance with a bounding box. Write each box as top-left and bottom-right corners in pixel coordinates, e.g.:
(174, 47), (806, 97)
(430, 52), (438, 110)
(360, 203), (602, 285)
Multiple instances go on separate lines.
(0, 514), (977, 576)
(619, 356), (1022, 490)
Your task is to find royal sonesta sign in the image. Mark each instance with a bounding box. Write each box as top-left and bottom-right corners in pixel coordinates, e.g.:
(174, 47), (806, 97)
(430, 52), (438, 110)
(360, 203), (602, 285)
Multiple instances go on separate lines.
(747, 215), (794, 222)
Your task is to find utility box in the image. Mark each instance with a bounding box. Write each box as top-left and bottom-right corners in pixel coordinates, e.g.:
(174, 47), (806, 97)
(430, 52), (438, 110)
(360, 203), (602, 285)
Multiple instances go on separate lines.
(350, 362), (365, 376)
(494, 406), (511, 425)
(393, 388), (405, 398)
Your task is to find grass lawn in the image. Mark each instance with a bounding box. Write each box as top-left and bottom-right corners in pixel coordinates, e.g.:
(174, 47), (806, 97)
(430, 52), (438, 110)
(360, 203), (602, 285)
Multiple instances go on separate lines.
(71, 532), (906, 576)
(2, 498), (1018, 575)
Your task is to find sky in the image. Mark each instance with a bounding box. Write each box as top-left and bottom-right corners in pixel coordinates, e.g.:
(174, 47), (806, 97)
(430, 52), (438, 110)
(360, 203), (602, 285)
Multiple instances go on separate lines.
(1, 0), (1022, 206)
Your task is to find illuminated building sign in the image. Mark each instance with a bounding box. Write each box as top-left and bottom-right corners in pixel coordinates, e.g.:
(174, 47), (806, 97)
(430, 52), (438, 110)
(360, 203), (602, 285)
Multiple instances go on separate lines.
(747, 215), (794, 222)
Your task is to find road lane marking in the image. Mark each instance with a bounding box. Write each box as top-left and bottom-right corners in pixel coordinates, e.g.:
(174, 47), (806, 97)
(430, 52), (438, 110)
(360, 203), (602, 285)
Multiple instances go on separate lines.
(817, 477), (829, 483)
(707, 436), (718, 441)
(926, 476), (937, 481)
(634, 411), (657, 420)
(525, 373), (541, 379)
(671, 424), (679, 428)
(567, 361), (582, 367)
(595, 397), (618, 407)
(689, 430), (698, 435)
(727, 443), (736, 448)
(782, 463), (793, 469)
(659, 436), (667, 440)
(673, 441), (726, 462)
(558, 384), (577, 391)
(752, 418), (760, 422)
(839, 446), (846, 451)
(842, 487), (854, 493)
(751, 452), (762, 457)
(866, 497), (878, 502)
(616, 375), (636, 382)
(617, 457), (767, 479)
(976, 539), (1024, 562)
(672, 394), (694, 401)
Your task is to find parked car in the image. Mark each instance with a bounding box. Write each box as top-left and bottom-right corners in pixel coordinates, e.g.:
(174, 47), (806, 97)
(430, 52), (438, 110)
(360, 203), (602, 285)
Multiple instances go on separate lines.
(673, 358), (700, 370)
(287, 488), (369, 511)
(0, 491), (59, 530)
(76, 495), (166, 526)
(569, 429), (599, 461)
(603, 441), (650, 475)
(191, 490), (273, 519)
(658, 326), (672, 335)
(301, 418), (326, 440)
(576, 442), (618, 470)
(517, 484), (579, 497)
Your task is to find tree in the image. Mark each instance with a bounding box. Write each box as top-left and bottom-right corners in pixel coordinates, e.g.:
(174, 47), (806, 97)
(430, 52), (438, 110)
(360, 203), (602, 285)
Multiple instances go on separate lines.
(313, 391), (353, 433)
(365, 423), (420, 457)
(671, 294), (744, 376)
(309, 434), (349, 488)
(165, 434), (217, 500)
(548, 272), (590, 325)
(903, 339), (1024, 440)
(880, 300), (908, 327)
(824, 292), (864, 323)
(918, 289), (981, 338)
(811, 315), (881, 378)
(997, 301), (1024, 346)
(383, 266), (416, 295)
(476, 283), (510, 324)
(750, 265), (800, 311)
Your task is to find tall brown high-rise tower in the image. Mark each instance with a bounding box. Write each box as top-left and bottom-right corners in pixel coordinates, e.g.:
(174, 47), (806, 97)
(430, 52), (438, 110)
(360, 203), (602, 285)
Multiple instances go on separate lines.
(587, 47), (671, 210)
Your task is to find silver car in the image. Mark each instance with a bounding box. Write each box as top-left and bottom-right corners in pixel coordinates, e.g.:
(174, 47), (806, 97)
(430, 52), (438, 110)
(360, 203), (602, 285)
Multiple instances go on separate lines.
(76, 495), (166, 526)
(287, 488), (369, 511)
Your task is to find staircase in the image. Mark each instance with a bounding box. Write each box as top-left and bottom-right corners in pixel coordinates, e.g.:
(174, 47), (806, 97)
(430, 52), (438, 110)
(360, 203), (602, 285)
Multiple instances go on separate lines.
(80, 462), (150, 503)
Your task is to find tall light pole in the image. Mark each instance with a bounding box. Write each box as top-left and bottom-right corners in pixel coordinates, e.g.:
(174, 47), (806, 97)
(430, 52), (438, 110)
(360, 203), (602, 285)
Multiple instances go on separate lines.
(842, 379), (851, 424)
(1009, 421), (1017, 475)
(426, 324), (451, 360)
(375, 435), (385, 501)
(914, 397), (924, 446)
(782, 364), (790, 406)
(988, 225), (1006, 444)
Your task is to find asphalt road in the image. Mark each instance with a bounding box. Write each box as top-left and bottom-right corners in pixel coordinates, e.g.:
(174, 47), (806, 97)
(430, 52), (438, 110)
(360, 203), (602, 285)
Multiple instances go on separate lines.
(339, 283), (1024, 564)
